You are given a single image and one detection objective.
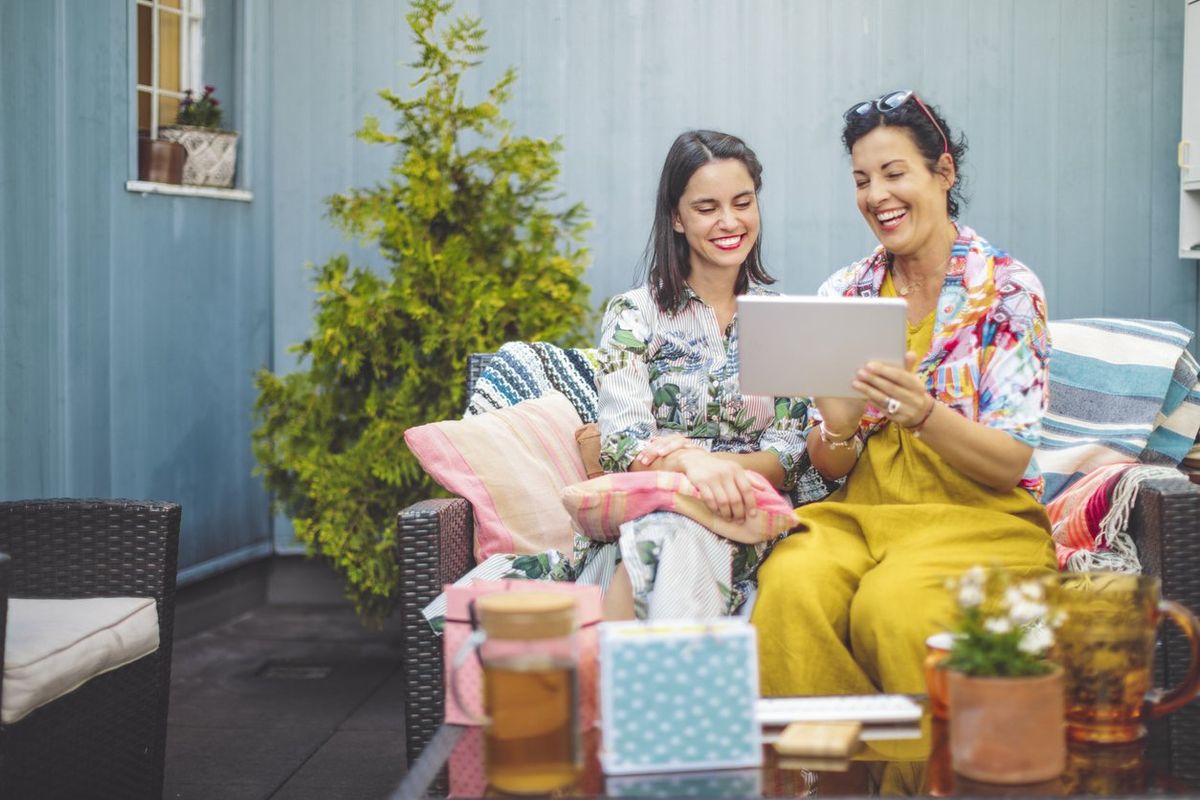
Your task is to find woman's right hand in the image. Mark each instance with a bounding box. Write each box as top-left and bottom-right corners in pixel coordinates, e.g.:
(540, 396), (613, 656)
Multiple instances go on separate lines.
(672, 449), (767, 523)
(812, 397), (866, 438)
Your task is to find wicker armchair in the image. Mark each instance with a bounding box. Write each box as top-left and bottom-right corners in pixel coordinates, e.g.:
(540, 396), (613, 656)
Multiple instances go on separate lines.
(397, 355), (1200, 780)
(0, 499), (182, 799)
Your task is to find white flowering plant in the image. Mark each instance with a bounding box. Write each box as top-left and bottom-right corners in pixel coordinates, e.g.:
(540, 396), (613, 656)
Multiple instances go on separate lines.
(941, 566), (1065, 678)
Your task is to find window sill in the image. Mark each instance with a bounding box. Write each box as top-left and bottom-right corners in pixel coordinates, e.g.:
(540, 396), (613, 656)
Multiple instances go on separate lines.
(126, 180), (253, 202)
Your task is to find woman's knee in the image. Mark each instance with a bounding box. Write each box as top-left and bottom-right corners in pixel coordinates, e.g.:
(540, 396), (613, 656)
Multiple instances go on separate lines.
(755, 539), (857, 622)
(849, 574), (954, 691)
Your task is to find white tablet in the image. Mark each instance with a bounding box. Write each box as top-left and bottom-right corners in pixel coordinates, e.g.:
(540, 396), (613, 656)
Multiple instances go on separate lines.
(736, 294), (908, 398)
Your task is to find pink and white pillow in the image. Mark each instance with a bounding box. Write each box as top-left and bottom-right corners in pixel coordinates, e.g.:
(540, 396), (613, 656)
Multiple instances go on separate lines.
(561, 470), (798, 545)
(404, 391), (587, 561)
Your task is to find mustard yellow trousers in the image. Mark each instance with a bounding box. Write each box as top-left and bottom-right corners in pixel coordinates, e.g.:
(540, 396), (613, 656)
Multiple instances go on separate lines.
(753, 430), (1056, 696)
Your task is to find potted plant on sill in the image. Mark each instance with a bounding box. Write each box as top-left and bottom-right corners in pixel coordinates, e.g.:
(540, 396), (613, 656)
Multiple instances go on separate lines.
(940, 566), (1068, 784)
(159, 85), (238, 188)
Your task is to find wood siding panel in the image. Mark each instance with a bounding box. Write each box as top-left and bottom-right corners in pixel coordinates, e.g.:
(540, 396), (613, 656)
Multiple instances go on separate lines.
(1011, 0), (1060, 305)
(1, 0), (61, 497)
(1150, 0), (1198, 329)
(1056, 0), (1110, 319)
(1104, 0), (1155, 317)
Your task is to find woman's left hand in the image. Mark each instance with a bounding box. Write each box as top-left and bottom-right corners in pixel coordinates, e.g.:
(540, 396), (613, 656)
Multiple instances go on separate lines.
(851, 353), (935, 428)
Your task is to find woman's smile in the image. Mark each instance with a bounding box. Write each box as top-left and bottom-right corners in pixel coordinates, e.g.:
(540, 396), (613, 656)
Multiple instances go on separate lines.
(874, 207), (907, 232)
(710, 234), (746, 250)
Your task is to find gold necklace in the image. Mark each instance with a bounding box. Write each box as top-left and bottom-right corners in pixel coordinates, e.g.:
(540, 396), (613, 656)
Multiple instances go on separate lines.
(894, 255), (951, 297)
(894, 271), (923, 297)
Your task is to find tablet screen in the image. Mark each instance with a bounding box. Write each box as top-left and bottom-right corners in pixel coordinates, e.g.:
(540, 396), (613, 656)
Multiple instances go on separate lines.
(736, 295), (908, 398)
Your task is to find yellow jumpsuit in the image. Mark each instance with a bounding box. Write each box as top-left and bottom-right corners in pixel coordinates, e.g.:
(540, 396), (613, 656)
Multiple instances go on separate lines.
(753, 276), (1057, 696)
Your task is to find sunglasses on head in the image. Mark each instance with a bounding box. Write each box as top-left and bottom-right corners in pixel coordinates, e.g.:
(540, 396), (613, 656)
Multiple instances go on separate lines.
(844, 90), (950, 155)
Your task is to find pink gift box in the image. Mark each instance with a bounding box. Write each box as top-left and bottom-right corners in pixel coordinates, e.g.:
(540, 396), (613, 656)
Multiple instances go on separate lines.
(449, 727), (487, 797)
(442, 579), (602, 729)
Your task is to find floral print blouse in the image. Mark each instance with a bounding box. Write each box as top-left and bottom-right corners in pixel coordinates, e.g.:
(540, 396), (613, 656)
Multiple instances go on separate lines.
(817, 223), (1051, 498)
(596, 284), (808, 489)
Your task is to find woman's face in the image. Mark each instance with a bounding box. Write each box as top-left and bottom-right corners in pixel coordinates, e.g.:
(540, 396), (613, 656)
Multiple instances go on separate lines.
(672, 158), (759, 277)
(850, 125), (954, 258)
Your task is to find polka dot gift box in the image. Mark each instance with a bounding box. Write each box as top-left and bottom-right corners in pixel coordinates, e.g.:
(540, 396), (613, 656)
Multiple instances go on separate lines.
(598, 620), (761, 774)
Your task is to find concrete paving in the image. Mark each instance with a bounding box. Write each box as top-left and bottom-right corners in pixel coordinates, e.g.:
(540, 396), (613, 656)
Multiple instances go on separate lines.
(163, 603), (408, 799)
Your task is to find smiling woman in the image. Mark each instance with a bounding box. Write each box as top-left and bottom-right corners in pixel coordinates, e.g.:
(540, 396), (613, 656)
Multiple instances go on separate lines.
(752, 91), (1058, 699)
(586, 130), (810, 621)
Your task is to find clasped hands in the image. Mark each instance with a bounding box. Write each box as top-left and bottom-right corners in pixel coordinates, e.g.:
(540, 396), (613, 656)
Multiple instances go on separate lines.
(634, 435), (769, 524)
(817, 352), (935, 437)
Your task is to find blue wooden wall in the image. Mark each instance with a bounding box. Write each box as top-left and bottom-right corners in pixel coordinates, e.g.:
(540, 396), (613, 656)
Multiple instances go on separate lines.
(1, 0), (1194, 578)
(0, 0), (274, 581)
(270, 0), (1195, 329)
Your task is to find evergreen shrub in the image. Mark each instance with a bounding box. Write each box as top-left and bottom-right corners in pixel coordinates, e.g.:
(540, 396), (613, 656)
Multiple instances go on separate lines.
(252, 0), (592, 622)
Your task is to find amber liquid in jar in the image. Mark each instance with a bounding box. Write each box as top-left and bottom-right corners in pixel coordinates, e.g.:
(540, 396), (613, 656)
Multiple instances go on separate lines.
(483, 655), (580, 795)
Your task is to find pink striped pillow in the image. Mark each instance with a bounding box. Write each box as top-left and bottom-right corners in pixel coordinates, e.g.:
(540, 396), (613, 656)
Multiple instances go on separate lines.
(404, 392), (587, 561)
(561, 470), (797, 545)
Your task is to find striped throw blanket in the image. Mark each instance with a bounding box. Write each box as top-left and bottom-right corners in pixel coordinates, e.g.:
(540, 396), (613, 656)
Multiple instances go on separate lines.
(1038, 319), (1200, 500)
(466, 341), (601, 423)
(1038, 318), (1200, 572)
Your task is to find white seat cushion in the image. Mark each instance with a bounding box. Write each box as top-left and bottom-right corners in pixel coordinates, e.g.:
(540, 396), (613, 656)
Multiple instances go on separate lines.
(3, 596), (159, 724)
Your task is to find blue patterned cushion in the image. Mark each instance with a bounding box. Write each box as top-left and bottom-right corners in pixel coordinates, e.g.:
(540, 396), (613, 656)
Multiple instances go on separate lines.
(466, 341), (600, 423)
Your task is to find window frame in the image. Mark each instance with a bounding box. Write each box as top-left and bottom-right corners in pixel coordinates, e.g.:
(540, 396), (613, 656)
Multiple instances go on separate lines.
(135, 0), (206, 139)
(127, 0), (253, 199)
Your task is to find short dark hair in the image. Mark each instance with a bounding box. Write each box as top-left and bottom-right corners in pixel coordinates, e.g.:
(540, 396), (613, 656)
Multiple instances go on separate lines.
(841, 93), (969, 219)
(640, 130), (775, 312)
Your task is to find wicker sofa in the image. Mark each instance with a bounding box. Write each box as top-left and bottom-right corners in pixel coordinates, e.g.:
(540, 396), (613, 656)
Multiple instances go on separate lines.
(397, 352), (1200, 778)
(0, 499), (181, 799)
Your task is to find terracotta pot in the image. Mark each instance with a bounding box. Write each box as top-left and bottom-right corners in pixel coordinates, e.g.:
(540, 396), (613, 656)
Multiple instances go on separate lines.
(948, 667), (1066, 784)
(138, 137), (186, 184)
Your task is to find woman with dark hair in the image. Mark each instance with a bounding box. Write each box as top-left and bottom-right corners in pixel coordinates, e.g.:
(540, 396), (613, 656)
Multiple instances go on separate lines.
(753, 91), (1057, 694)
(594, 129), (809, 620)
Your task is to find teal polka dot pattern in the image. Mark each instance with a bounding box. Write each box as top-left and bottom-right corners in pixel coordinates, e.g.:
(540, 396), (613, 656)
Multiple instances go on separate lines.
(599, 621), (761, 774)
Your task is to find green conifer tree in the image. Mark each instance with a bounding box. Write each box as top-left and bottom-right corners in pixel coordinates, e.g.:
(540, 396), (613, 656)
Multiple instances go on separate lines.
(252, 0), (591, 622)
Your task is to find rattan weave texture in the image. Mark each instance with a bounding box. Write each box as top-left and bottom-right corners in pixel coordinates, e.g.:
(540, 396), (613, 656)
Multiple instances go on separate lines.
(463, 353), (494, 414)
(0, 499), (181, 799)
(1136, 480), (1200, 782)
(398, 498), (473, 769)
(397, 353), (1200, 778)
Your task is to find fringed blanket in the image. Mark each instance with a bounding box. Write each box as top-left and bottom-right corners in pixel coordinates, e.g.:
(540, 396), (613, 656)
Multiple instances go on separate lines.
(1037, 319), (1200, 572)
(1047, 463), (1185, 572)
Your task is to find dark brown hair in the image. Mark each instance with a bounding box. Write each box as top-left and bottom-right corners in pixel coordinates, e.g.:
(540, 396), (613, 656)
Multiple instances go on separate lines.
(640, 130), (775, 312)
